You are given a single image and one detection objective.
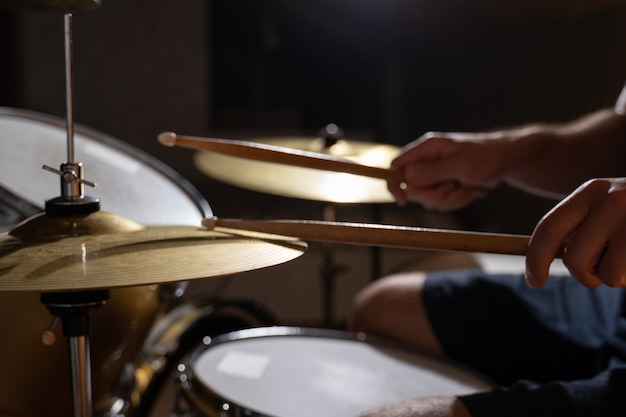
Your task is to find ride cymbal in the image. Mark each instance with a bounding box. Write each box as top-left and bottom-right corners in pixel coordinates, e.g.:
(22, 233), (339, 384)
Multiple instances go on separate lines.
(191, 136), (399, 204)
(0, 211), (306, 292)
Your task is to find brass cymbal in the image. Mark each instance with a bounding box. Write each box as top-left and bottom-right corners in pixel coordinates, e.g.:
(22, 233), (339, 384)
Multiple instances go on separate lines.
(0, 211), (306, 292)
(193, 137), (399, 203)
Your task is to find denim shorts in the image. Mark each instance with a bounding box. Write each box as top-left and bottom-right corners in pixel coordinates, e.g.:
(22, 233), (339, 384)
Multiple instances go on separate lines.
(423, 270), (626, 385)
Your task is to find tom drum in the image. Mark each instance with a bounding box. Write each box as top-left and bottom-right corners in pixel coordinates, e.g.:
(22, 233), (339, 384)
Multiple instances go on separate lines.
(179, 327), (493, 417)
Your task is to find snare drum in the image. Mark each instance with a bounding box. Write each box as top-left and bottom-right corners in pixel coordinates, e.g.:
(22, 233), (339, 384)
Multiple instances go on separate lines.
(0, 107), (211, 417)
(180, 327), (493, 417)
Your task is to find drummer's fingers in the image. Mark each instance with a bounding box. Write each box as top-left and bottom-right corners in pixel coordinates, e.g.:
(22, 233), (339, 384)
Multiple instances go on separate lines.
(447, 185), (490, 206)
(556, 224), (606, 289)
(406, 182), (458, 211)
(559, 233), (626, 288)
(391, 133), (450, 167)
(525, 194), (588, 288)
(524, 180), (620, 288)
(402, 159), (461, 188)
(388, 180), (408, 206)
(403, 182), (486, 211)
(595, 238), (626, 287)
(559, 186), (626, 287)
(527, 179), (626, 288)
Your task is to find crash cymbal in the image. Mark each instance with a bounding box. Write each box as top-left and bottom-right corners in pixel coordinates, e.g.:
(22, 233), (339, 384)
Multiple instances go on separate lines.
(188, 135), (399, 204)
(0, 0), (100, 11)
(0, 211), (306, 292)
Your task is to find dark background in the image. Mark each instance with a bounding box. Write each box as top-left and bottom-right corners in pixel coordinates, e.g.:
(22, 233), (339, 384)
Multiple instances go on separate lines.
(1, 0), (626, 324)
(2, 0), (626, 233)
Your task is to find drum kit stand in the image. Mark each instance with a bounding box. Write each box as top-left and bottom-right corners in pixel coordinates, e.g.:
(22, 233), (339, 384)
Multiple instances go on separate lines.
(37, 13), (107, 417)
(1, 3), (541, 417)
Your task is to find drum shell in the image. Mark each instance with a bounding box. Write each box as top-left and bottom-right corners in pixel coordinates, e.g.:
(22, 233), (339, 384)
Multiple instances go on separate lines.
(180, 327), (494, 417)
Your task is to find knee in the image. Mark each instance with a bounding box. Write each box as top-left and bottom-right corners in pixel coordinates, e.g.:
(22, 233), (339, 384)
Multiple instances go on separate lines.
(348, 279), (390, 334)
(348, 273), (427, 335)
(348, 272), (445, 354)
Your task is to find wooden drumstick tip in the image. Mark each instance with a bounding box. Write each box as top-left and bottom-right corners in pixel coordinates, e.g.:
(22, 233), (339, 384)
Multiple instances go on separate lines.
(202, 216), (218, 229)
(158, 131), (177, 147)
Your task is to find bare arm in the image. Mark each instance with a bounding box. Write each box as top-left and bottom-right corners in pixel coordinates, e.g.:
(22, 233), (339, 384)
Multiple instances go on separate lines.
(390, 94), (626, 210)
(504, 108), (626, 198)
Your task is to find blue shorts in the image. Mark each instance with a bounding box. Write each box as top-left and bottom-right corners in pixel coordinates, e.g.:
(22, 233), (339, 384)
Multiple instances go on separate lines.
(423, 270), (626, 416)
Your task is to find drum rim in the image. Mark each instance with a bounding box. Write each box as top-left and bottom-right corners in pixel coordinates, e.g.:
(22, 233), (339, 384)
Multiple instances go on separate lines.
(0, 106), (212, 218)
(182, 326), (495, 417)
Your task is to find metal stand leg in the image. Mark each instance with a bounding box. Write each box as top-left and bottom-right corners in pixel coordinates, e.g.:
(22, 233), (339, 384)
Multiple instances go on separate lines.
(320, 204), (345, 328)
(41, 290), (110, 417)
(68, 333), (92, 417)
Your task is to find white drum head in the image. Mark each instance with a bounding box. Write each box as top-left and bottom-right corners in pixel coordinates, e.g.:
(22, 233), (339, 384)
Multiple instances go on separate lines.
(0, 107), (210, 225)
(187, 327), (492, 417)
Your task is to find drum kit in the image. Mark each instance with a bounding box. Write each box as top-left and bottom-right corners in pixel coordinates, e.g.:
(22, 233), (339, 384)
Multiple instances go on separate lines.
(0, 3), (549, 417)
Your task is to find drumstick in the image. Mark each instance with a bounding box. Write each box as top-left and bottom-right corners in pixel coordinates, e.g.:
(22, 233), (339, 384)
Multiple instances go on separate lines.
(158, 132), (404, 183)
(203, 217), (540, 257)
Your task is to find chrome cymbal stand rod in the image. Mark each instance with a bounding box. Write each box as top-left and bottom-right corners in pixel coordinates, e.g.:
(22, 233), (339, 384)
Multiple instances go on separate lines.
(68, 336), (90, 417)
(320, 204), (345, 328)
(41, 291), (110, 417)
(38, 14), (102, 417)
(64, 13), (75, 163)
(42, 12), (98, 213)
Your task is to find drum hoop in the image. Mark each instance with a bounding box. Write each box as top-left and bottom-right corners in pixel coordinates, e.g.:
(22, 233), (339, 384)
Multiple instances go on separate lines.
(186, 326), (495, 406)
(0, 106), (212, 218)
(191, 326), (480, 375)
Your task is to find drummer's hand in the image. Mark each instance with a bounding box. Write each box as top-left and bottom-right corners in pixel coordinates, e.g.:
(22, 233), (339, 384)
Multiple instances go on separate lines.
(389, 132), (505, 210)
(360, 396), (472, 417)
(526, 178), (626, 288)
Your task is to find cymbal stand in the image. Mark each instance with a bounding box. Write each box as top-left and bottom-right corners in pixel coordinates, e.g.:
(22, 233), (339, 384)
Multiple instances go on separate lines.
(318, 203), (380, 328)
(316, 126), (347, 328)
(39, 13), (101, 417)
(320, 204), (346, 328)
(41, 291), (109, 417)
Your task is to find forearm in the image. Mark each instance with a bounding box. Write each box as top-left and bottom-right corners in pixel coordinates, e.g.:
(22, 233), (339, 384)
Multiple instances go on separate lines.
(502, 108), (626, 198)
(389, 86), (626, 209)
